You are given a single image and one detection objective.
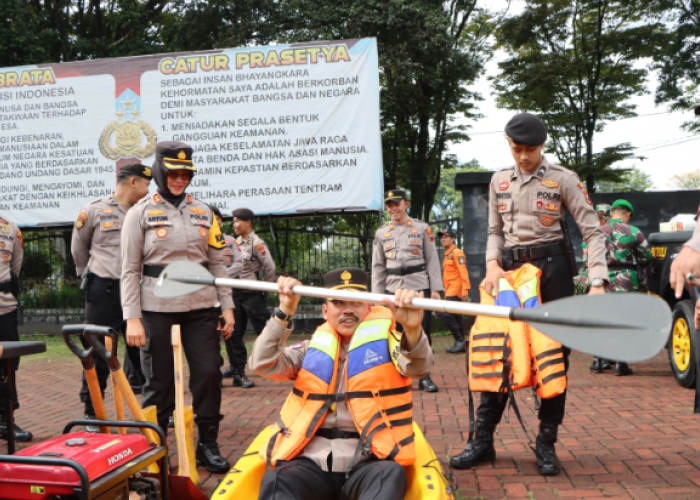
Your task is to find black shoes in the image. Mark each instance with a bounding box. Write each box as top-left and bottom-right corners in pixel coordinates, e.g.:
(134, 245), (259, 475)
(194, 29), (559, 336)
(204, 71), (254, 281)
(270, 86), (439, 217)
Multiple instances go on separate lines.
(0, 416), (33, 442)
(233, 368), (255, 388)
(590, 358), (611, 373)
(535, 423), (561, 476)
(419, 375), (438, 392)
(450, 420), (496, 469)
(222, 366), (236, 378)
(446, 341), (467, 353)
(83, 414), (100, 433)
(195, 418), (230, 473)
(614, 362), (633, 376)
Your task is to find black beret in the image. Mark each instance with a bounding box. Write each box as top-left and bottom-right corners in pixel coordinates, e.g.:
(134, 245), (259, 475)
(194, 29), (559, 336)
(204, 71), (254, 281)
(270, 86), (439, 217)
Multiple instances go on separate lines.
(233, 208), (254, 220)
(210, 206), (223, 219)
(118, 163), (152, 180)
(384, 189), (408, 203)
(323, 267), (368, 292)
(156, 141), (196, 171)
(505, 112), (547, 146)
(437, 228), (456, 238)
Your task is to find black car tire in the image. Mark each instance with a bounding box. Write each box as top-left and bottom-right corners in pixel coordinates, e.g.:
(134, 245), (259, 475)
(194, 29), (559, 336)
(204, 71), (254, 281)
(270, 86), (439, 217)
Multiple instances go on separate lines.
(668, 300), (698, 388)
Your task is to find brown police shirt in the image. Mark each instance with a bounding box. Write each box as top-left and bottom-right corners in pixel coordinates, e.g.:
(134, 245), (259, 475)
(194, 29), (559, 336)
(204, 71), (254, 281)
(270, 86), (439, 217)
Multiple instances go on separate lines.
(71, 194), (130, 280)
(0, 217), (22, 315)
(249, 316), (432, 473)
(235, 231), (276, 282)
(486, 157), (608, 281)
(371, 218), (443, 293)
(222, 233), (244, 279)
(120, 193), (233, 319)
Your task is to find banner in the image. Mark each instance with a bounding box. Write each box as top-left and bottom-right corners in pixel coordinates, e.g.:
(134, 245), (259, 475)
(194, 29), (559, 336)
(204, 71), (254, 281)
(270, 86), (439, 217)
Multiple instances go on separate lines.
(0, 38), (383, 226)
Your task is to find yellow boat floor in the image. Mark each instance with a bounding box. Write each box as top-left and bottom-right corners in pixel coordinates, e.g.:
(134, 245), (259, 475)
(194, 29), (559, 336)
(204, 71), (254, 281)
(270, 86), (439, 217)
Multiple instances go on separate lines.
(210, 423), (454, 500)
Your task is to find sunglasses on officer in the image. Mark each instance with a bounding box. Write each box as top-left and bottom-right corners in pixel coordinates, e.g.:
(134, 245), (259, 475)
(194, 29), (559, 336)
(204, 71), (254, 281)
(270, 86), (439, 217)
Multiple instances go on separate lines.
(167, 170), (194, 180)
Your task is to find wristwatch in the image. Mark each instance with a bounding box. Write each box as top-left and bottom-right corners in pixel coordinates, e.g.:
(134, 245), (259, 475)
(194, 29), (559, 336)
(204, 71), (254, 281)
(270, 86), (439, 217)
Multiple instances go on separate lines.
(273, 307), (294, 322)
(591, 278), (605, 287)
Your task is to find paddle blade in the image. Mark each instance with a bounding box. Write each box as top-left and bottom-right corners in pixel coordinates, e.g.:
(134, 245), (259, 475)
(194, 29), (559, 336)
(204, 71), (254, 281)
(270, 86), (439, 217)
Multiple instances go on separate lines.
(512, 293), (672, 363)
(153, 261), (214, 298)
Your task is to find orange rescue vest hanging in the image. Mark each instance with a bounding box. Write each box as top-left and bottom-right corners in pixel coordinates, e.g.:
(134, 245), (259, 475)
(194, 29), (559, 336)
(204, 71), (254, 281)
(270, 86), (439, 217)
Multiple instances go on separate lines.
(260, 306), (416, 468)
(468, 264), (567, 399)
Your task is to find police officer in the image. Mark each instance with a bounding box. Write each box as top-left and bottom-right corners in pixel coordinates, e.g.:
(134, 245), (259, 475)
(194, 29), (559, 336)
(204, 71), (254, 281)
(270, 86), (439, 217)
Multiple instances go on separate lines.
(437, 228), (471, 353)
(71, 163), (151, 431)
(0, 216), (31, 442)
(372, 189), (443, 392)
(121, 142), (234, 473)
(226, 208), (276, 389)
(450, 113), (608, 476)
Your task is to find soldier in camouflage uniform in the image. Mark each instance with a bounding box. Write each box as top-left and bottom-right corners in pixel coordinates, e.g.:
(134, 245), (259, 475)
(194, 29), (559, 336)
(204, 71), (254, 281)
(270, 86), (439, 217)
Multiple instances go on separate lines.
(574, 204), (611, 296)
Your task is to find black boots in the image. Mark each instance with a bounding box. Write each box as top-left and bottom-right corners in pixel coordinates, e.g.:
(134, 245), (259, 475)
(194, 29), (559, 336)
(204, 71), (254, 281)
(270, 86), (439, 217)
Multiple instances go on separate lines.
(233, 367), (255, 388)
(419, 375), (438, 392)
(535, 423), (561, 476)
(221, 366), (236, 378)
(590, 358), (611, 373)
(195, 418), (230, 473)
(614, 362), (633, 376)
(0, 415), (33, 442)
(446, 341), (467, 353)
(450, 419), (496, 469)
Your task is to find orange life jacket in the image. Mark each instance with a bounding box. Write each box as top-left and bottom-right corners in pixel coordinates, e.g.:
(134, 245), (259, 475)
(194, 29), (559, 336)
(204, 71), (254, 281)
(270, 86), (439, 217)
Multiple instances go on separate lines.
(260, 306), (415, 468)
(468, 264), (567, 399)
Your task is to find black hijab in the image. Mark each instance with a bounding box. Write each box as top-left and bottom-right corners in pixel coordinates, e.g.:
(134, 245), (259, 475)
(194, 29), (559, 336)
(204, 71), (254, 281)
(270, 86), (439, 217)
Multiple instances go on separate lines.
(151, 141), (196, 205)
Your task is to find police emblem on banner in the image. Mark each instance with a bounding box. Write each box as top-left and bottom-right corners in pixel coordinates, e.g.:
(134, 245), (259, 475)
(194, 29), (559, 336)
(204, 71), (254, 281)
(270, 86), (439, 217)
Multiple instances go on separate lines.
(99, 120), (157, 160)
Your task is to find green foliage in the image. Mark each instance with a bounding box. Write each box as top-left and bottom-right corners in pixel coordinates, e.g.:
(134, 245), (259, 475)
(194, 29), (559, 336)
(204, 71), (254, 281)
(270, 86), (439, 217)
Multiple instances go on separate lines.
(22, 284), (83, 309)
(671, 170), (700, 190)
(493, 0), (670, 191)
(595, 166), (654, 193)
(20, 249), (55, 281)
(432, 159), (488, 219)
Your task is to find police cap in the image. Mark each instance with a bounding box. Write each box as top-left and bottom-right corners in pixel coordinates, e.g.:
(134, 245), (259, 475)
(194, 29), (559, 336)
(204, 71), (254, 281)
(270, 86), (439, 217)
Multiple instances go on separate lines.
(233, 208), (254, 221)
(612, 199), (634, 216)
(385, 189), (408, 203)
(437, 228), (456, 238)
(323, 267), (368, 292)
(157, 141), (196, 172)
(505, 112), (547, 146)
(118, 162), (152, 181)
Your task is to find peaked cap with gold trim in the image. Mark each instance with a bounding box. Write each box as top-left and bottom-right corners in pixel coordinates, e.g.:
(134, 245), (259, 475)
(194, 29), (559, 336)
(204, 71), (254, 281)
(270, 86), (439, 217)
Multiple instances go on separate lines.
(157, 141), (197, 172)
(323, 267), (368, 292)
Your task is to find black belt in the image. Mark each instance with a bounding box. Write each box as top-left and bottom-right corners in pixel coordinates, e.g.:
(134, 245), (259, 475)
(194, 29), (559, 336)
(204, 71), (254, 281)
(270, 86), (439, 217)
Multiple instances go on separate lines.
(387, 264), (426, 276)
(505, 241), (566, 263)
(0, 280), (10, 293)
(88, 273), (119, 287)
(143, 263), (208, 278)
(608, 264), (637, 272)
(315, 428), (360, 440)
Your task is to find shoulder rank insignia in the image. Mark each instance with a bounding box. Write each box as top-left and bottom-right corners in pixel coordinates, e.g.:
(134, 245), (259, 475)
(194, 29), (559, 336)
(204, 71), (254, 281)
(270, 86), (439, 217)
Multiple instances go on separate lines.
(153, 193), (163, 204)
(186, 194), (193, 204)
(541, 179), (559, 188)
(499, 181), (509, 191)
(389, 223), (394, 230)
(544, 203), (559, 211)
(425, 227), (433, 236)
(407, 219), (413, 226)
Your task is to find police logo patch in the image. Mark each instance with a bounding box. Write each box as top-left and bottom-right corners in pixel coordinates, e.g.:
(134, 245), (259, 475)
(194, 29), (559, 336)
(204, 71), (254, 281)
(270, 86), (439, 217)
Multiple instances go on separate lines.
(544, 203), (559, 211)
(157, 228), (168, 238)
(541, 179), (559, 188)
(458, 256), (465, 265)
(498, 202), (508, 211)
(2, 254), (8, 262)
(78, 212), (88, 221)
(0, 242), (4, 248)
(412, 248), (420, 255)
(499, 181), (509, 191)
(256, 243), (267, 256)
(76, 219), (84, 229)
(224, 256), (231, 264)
(199, 227), (207, 238)
(541, 215), (554, 227)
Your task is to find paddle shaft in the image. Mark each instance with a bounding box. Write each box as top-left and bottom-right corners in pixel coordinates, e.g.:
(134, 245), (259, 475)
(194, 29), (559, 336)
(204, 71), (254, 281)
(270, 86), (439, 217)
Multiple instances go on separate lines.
(172, 326), (192, 479)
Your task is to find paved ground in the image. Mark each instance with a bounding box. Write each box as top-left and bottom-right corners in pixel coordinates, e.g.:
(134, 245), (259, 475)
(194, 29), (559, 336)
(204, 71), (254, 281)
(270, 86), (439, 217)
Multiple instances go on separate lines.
(3, 333), (700, 500)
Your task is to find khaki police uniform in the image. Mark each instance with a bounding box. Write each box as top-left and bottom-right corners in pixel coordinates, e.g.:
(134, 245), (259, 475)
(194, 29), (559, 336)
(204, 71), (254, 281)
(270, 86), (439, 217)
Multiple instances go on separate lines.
(222, 233), (243, 278)
(71, 194), (145, 414)
(121, 192), (233, 427)
(0, 217), (23, 415)
(228, 231), (275, 372)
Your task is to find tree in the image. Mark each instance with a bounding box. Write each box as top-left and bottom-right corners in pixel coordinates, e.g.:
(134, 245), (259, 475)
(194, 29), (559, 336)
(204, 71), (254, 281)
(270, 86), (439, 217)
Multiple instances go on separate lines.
(432, 159), (488, 219)
(671, 170), (700, 190)
(595, 166), (654, 192)
(654, 0), (700, 133)
(492, 0), (669, 192)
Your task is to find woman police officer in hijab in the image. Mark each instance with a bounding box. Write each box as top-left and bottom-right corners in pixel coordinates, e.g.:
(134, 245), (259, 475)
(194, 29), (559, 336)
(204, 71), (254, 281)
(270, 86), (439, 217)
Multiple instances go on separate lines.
(120, 141), (235, 473)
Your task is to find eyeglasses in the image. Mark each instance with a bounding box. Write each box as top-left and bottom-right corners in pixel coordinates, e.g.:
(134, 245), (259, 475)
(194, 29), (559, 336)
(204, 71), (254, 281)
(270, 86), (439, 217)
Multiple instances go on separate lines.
(167, 171), (193, 180)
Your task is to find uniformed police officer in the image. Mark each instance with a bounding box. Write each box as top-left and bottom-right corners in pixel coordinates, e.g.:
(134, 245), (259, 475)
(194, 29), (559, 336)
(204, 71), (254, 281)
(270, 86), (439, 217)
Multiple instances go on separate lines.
(372, 189), (443, 392)
(226, 208), (276, 388)
(0, 216), (31, 443)
(437, 228), (471, 353)
(450, 113), (608, 476)
(121, 142), (234, 473)
(71, 163), (151, 431)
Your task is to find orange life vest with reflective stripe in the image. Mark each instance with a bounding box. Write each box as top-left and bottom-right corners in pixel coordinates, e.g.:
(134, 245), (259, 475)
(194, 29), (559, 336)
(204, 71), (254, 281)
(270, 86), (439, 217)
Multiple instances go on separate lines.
(468, 264), (567, 399)
(260, 306), (416, 468)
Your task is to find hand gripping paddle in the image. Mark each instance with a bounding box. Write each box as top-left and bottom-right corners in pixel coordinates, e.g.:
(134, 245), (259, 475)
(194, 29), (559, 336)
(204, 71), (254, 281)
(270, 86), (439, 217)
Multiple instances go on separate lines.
(153, 261), (672, 363)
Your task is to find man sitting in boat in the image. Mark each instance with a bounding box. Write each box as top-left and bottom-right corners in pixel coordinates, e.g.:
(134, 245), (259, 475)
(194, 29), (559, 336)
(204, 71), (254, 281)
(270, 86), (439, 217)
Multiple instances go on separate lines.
(249, 267), (433, 500)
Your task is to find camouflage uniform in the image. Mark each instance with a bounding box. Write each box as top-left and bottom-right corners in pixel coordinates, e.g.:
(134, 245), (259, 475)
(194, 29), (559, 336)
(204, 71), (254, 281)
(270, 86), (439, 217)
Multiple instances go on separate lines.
(574, 204), (612, 295)
(600, 218), (652, 292)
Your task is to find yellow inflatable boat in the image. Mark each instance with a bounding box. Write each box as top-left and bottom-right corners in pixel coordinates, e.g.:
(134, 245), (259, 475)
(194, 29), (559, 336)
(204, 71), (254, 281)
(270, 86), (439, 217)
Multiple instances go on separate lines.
(210, 423), (455, 500)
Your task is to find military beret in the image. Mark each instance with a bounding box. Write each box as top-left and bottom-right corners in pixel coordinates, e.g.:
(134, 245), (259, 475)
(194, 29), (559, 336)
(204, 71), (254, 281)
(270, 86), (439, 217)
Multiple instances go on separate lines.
(612, 199), (634, 216)
(384, 189), (408, 203)
(595, 204), (612, 221)
(233, 208), (254, 220)
(210, 206), (223, 220)
(156, 141), (196, 172)
(323, 267), (368, 292)
(505, 112), (547, 146)
(118, 163), (152, 180)
(437, 228), (456, 238)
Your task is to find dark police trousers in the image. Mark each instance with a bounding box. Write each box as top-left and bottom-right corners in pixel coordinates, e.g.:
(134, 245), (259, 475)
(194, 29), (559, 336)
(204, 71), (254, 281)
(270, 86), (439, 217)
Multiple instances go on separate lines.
(226, 290), (270, 368)
(140, 308), (221, 425)
(0, 308), (19, 413)
(388, 288), (432, 346)
(476, 253), (573, 426)
(441, 296), (465, 343)
(80, 278), (144, 412)
(259, 457), (407, 500)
